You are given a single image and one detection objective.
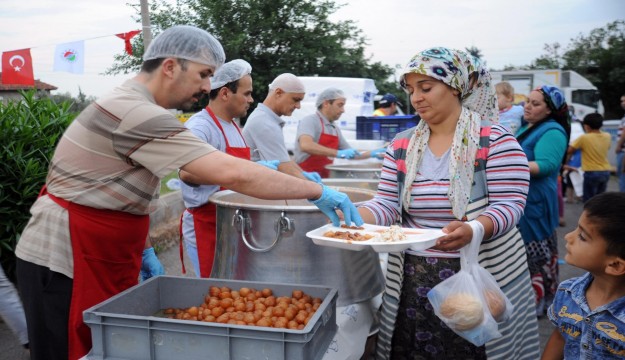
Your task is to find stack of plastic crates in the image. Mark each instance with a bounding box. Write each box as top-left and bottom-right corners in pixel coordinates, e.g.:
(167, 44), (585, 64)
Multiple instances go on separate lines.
(356, 115), (420, 141)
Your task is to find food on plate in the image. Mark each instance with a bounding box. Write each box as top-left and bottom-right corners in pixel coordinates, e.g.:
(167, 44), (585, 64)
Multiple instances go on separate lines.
(483, 289), (506, 321)
(161, 285), (322, 329)
(322, 230), (375, 241)
(340, 224), (365, 230)
(439, 293), (484, 330)
(377, 224), (407, 242)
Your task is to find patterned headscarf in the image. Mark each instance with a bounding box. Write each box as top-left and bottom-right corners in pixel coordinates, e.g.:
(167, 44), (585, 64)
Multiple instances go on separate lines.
(399, 47), (497, 219)
(536, 85), (571, 138)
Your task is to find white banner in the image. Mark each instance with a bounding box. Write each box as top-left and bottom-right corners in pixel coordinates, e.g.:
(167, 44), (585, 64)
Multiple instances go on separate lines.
(53, 40), (85, 74)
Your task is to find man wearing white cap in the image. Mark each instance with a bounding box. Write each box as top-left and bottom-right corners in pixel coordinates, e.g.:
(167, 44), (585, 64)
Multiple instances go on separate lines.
(178, 59), (279, 278)
(15, 26), (363, 360)
(243, 73), (322, 182)
(294, 87), (386, 177)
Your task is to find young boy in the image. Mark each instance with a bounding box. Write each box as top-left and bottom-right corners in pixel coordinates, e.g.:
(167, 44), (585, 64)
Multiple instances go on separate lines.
(566, 113), (612, 202)
(541, 192), (625, 359)
(495, 81), (523, 135)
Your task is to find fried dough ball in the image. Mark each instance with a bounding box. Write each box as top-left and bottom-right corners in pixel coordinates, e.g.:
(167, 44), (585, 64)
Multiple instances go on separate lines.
(483, 289), (506, 321)
(439, 293), (484, 331)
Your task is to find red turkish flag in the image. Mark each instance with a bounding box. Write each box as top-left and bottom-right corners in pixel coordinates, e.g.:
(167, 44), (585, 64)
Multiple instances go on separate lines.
(2, 49), (35, 86)
(115, 30), (141, 56)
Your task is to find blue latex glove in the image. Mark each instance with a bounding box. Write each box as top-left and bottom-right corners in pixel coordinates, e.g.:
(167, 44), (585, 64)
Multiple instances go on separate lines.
(336, 148), (359, 159)
(140, 247), (165, 281)
(302, 171), (323, 183)
(370, 148), (386, 159)
(309, 185), (364, 227)
(256, 160), (280, 170)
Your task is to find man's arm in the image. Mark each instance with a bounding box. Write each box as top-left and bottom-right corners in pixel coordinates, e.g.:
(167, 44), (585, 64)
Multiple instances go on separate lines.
(181, 151), (319, 199)
(564, 145), (576, 166)
(299, 135), (339, 157)
(277, 160), (309, 180)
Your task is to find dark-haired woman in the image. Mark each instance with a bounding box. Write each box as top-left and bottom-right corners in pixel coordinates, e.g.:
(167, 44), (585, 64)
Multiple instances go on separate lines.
(516, 86), (570, 317)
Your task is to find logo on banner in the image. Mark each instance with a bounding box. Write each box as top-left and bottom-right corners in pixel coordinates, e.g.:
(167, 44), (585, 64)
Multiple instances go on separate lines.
(60, 49), (78, 63)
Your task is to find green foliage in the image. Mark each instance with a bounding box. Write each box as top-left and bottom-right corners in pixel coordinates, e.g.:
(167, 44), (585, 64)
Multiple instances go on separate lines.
(108, 0), (396, 116)
(0, 91), (75, 278)
(48, 88), (97, 113)
(527, 43), (564, 70)
(562, 20), (625, 118)
(465, 46), (483, 60)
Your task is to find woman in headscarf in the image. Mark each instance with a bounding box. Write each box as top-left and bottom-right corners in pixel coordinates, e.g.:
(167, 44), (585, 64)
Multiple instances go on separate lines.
(357, 47), (540, 359)
(515, 86), (570, 317)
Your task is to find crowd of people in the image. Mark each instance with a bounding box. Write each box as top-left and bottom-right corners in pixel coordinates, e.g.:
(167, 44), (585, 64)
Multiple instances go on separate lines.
(3, 23), (624, 360)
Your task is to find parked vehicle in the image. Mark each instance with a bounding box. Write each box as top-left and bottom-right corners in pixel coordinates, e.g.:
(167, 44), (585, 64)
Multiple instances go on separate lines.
(491, 69), (603, 119)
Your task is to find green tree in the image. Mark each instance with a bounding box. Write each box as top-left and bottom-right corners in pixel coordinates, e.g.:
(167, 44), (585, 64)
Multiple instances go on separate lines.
(0, 91), (75, 280)
(107, 0), (395, 116)
(48, 87), (97, 113)
(528, 42), (563, 70)
(465, 46), (483, 60)
(561, 20), (625, 118)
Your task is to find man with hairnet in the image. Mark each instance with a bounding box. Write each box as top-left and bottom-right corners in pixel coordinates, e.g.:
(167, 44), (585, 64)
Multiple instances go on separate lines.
(294, 87), (386, 178)
(14, 26), (363, 360)
(243, 73), (323, 182)
(177, 59), (279, 278)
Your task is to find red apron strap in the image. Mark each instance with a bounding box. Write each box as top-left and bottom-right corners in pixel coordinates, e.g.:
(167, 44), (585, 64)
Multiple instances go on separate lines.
(298, 114), (340, 178)
(180, 108), (251, 277)
(179, 212), (187, 275)
(187, 204), (217, 278)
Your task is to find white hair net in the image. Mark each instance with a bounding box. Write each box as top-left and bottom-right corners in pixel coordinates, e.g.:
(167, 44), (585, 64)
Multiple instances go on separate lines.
(315, 87), (345, 107)
(211, 59), (252, 89)
(268, 73), (305, 93)
(143, 25), (225, 68)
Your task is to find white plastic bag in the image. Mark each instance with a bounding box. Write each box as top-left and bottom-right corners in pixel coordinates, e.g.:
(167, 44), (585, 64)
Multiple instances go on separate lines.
(426, 221), (504, 346)
(471, 260), (514, 323)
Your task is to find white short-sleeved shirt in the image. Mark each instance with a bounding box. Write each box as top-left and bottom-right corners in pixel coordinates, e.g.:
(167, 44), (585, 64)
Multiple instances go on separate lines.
(293, 111), (351, 163)
(242, 104), (291, 162)
(181, 109), (247, 208)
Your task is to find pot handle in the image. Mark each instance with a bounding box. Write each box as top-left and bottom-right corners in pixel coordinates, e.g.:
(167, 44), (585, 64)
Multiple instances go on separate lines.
(232, 209), (293, 253)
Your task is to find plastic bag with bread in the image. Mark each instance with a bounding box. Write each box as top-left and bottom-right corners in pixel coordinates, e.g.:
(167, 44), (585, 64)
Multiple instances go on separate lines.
(426, 220), (512, 346)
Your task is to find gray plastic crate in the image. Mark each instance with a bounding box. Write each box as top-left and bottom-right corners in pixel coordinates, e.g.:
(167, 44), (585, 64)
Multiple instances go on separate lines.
(83, 276), (337, 360)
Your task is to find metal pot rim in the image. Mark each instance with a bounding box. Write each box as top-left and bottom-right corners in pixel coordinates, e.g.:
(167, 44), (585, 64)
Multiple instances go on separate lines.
(208, 186), (375, 211)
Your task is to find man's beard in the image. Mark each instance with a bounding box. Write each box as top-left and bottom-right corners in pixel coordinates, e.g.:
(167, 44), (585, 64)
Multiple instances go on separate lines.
(179, 92), (206, 111)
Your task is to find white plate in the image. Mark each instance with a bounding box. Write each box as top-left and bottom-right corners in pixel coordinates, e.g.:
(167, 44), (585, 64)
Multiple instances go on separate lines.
(306, 223), (444, 253)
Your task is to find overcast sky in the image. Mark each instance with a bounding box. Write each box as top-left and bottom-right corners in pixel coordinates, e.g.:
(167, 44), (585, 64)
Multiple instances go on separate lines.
(1, 0), (623, 98)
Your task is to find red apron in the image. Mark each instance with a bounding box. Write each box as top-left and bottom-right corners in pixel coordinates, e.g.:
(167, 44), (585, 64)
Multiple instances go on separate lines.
(180, 107), (250, 278)
(41, 187), (149, 360)
(298, 114), (340, 178)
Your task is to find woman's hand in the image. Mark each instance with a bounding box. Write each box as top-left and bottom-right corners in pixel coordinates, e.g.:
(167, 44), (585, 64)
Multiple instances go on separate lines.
(433, 221), (473, 251)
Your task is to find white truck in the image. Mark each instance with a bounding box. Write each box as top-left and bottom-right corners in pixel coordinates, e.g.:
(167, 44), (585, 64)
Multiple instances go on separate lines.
(490, 69), (603, 119)
(281, 76), (381, 152)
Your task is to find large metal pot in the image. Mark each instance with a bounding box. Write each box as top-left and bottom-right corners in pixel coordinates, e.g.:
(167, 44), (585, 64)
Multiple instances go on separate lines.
(325, 163), (382, 179)
(209, 187), (384, 306)
(322, 178), (379, 191)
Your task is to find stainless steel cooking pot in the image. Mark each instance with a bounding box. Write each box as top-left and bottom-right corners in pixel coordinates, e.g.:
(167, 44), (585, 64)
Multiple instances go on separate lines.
(322, 178), (379, 191)
(325, 163), (382, 179)
(209, 187), (384, 306)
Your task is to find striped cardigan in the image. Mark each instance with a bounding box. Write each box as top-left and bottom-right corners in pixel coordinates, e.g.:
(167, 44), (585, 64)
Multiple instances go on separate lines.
(368, 122), (540, 360)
